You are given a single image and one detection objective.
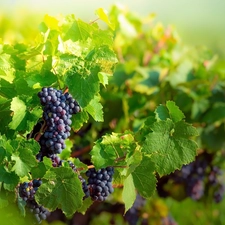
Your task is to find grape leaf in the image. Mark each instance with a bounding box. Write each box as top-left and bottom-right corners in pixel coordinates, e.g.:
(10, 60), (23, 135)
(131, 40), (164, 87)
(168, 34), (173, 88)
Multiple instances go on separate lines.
(44, 14), (59, 30)
(65, 68), (100, 108)
(155, 101), (185, 122)
(85, 95), (103, 122)
(155, 105), (170, 121)
(90, 132), (137, 169)
(36, 167), (84, 217)
(72, 158), (88, 173)
(98, 72), (110, 87)
(77, 197), (93, 215)
(71, 110), (89, 131)
(30, 156), (53, 179)
(59, 139), (73, 159)
(86, 45), (117, 74)
(14, 77), (34, 96)
(122, 174), (136, 213)
(132, 156), (156, 198)
(166, 101), (185, 122)
(11, 139), (39, 177)
(0, 78), (17, 99)
(0, 166), (19, 191)
(142, 120), (198, 176)
(43, 30), (60, 55)
(26, 70), (57, 88)
(64, 19), (93, 42)
(0, 53), (15, 82)
(0, 106), (13, 136)
(8, 97), (26, 130)
(95, 8), (115, 30)
(11, 149), (37, 177)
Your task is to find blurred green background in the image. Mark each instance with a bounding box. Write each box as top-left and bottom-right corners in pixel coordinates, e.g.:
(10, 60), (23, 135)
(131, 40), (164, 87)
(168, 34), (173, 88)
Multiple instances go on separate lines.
(1, 0), (225, 57)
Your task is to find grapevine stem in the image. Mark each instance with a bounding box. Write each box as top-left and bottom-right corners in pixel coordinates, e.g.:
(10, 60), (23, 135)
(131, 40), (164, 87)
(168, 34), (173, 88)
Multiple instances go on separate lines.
(87, 165), (95, 169)
(114, 155), (126, 162)
(89, 18), (100, 24)
(63, 87), (69, 94)
(34, 132), (42, 142)
(112, 184), (123, 188)
(34, 122), (47, 142)
(113, 165), (128, 168)
(71, 145), (91, 157)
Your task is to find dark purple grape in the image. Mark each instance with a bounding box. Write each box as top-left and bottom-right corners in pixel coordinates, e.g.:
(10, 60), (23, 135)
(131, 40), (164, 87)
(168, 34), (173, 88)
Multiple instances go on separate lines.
(86, 167), (114, 202)
(18, 179), (49, 223)
(37, 87), (80, 157)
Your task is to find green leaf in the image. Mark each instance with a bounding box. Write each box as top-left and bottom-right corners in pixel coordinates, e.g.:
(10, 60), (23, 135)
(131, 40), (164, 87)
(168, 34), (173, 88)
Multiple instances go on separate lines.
(85, 95), (103, 122)
(66, 68), (100, 108)
(98, 72), (110, 87)
(26, 70), (57, 88)
(0, 105), (13, 136)
(0, 78), (17, 99)
(155, 105), (170, 121)
(155, 101), (185, 122)
(36, 167), (84, 217)
(44, 14), (59, 30)
(14, 77), (34, 96)
(0, 54), (15, 82)
(30, 161), (47, 179)
(77, 197), (93, 215)
(0, 166), (19, 191)
(43, 30), (60, 55)
(11, 139), (39, 177)
(71, 110), (89, 131)
(64, 19), (93, 42)
(95, 8), (115, 30)
(91, 132), (136, 169)
(122, 174), (136, 213)
(11, 149), (37, 177)
(72, 158), (88, 173)
(132, 156), (156, 198)
(142, 120), (198, 176)
(59, 139), (73, 159)
(166, 101), (185, 122)
(86, 45), (117, 74)
(8, 97), (26, 130)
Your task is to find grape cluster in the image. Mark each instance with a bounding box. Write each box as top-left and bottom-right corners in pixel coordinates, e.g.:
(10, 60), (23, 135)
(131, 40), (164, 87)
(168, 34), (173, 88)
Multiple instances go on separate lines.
(26, 200), (50, 224)
(178, 158), (207, 200)
(157, 153), (225, 203)
(125, 194), (146, 225)
(18, 179), (50, 224)
(37, 87), (80, 158)
(86, 167), (114, 201)
(19, 179), (42, 201)
(208, 166), (225, 203)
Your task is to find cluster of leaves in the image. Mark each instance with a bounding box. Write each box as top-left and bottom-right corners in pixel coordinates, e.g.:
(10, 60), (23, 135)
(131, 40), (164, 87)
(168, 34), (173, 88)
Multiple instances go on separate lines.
(1, 4), (224, 225)
(0, 10), (118, 220)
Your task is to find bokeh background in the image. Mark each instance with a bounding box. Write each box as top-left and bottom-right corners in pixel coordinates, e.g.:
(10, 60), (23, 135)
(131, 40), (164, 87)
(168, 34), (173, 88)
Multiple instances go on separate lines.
(1, 0), (225, 57)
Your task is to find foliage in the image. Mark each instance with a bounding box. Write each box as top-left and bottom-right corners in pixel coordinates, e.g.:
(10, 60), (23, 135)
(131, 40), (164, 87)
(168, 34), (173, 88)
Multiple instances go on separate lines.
(0, 4), (224, 225)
